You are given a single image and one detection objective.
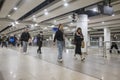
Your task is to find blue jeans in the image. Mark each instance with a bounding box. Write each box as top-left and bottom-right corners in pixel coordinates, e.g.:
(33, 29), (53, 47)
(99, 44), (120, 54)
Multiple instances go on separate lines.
(23, 41), (28, 52)
(57, 41), (64, 59)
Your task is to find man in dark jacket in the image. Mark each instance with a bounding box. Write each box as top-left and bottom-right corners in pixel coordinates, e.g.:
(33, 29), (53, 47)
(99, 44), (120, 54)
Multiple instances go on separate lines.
(37, 31), (43, 54)
(53, 24), (65, 62)
(20, 28), (31, 53)
(1, 34), (7, 48)
(110, 34), (120, 54)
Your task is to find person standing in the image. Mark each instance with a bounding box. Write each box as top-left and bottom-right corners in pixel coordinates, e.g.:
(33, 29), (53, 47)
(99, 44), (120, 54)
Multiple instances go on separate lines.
(1, 34), (7, 48)
(110, 34), (120, 54)
(20, 28), (31, 54)
(37, 31), (43, 54)
(53, 24), (65, 62)
(74, 28), (85, 61)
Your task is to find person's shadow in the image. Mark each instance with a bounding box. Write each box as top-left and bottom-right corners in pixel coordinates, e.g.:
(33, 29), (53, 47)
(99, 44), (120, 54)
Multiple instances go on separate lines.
(0, 72), (5, 80)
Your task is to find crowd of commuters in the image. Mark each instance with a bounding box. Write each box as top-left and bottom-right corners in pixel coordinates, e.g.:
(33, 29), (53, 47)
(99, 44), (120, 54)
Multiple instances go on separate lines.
(0, 24), (119, 63)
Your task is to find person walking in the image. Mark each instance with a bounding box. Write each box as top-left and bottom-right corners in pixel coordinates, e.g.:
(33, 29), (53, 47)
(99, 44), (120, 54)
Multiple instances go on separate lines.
(110, 34), (120, 54)
(20, 28), (31, 54)
(53, 24), (65, 62)
(74, 28), (85, 61)
(37, 31), (43, 54)
(1, 34), (7, 48)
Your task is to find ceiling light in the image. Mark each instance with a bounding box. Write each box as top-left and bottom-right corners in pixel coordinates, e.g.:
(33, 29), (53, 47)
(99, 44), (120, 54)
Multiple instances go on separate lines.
(44, 27), (47, 30)
(70, 22), (73, 25)
(54, 20), (57, 23)
(64, 27), (68, 29)
(15, 21), (19, 24)
(8, 15), (11, 17)
(92, 7), (98, 12)
(68, 15), (72, 19)
(33, 15), (35, 18)
(63, 0), (66, 1)
(50, 25), (55, 28)
(112, 14), (115, 16)
(44, 12), (48, 15)
(44, 9), (47, 12)
(11, 22), (15, 26)
(102, 21), (105, 24)
(33, 17), (36, 21)
(13, 7), (18, 10)
(31, 24), (34, 29)
(35, 23), (38, 26)
(64, 2), (68, 7)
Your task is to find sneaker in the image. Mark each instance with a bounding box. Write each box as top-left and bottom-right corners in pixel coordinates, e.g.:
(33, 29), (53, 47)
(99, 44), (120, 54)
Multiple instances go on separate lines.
(81, 58), (85, 61)
(58, 59), (63, 62)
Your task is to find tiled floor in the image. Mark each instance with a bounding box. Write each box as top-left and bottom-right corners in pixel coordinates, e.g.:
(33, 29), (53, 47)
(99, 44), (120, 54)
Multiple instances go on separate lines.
(0, 46), (120, 80)
(0, 47), (99, 80)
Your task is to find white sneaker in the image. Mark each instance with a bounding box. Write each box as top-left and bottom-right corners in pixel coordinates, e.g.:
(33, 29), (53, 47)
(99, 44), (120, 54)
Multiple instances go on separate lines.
(58, 59), (63, 62)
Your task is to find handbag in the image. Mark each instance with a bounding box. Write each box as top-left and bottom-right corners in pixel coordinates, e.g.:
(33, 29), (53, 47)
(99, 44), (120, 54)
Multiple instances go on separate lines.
(81, 41), (85, 48)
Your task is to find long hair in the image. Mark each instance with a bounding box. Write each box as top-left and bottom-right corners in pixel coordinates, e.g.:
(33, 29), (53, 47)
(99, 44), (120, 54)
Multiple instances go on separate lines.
(76, 27), (83, 37)
(58, 24), (62, 29)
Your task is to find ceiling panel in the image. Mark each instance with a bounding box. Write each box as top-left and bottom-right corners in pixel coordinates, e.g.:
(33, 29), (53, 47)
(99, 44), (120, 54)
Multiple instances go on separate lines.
(36, 0), (102, 23)
(25, 0), (65, 21)
(0, 0), (20, 18)
(10, 0), (45, 20)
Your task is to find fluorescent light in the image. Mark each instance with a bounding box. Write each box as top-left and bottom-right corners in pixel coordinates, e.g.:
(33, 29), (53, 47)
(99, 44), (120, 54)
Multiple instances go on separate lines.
(64, 2), (68, 7)
(13, 7), (18, 10)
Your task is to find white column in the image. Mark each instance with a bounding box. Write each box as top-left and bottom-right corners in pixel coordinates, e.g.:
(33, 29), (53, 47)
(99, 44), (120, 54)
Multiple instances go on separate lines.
(104, 27), (111, 49)
(87, 33), (90, 47)
(99, 36), (103, 47)
(77, 14), (88, 53)
(52, 33), (55, 40)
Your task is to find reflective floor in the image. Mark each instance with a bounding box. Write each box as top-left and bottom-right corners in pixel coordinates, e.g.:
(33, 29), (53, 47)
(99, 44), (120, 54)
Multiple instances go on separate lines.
(0, 46), (120, 80)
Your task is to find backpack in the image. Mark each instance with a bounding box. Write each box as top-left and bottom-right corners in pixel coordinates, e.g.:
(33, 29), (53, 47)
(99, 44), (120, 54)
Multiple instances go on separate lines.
(9, 37), (15, 43)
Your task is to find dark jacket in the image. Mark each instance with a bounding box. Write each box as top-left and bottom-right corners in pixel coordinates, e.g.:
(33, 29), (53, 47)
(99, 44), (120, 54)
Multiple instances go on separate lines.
(2, 36), (7, 42)
(74, 33), (84, 45)
(53, 29), (64, 42)
(20, 32), (31, 42)
(37, 34), (43, 46)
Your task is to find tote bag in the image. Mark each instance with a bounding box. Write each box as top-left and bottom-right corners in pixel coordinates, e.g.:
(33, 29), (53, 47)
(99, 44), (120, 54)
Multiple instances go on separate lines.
(81, 41), (85, 48)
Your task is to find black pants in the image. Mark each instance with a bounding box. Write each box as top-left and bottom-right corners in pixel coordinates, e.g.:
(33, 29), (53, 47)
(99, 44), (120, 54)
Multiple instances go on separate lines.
(37, 45), (41, 53)
(2, 42), (7, 47)
(110, 43), (120, 53)
(37, 42), (42, 53)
